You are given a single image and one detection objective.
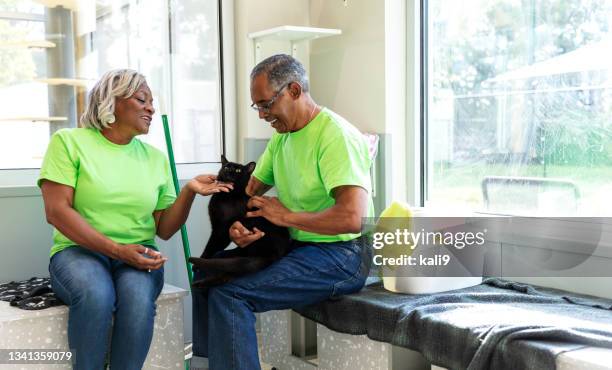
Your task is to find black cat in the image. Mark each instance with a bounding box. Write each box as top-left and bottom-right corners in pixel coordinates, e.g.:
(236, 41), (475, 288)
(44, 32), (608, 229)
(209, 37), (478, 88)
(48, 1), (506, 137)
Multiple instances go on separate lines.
(188, 155), (290, 288)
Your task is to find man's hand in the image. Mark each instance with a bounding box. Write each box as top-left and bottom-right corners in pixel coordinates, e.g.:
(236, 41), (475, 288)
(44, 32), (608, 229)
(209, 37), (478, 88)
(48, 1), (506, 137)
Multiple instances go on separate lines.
(246, 196), (291, 226)
(229, 221), (265, 248)
(187, 174), (233, 196)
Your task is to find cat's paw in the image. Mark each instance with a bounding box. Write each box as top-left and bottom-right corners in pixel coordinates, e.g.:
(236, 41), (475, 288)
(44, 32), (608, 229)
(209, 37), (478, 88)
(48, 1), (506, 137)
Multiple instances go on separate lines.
(189, 257), (206, 270)
(192, 274), (233, 289)
(191, 279), (209, 290)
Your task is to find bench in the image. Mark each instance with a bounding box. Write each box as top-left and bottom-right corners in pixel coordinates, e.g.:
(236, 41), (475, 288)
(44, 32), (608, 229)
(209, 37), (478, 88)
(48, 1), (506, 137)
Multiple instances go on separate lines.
(260, 279), (612, 370)
(0, 283), (188, 369)
(261, 309), (429, 370)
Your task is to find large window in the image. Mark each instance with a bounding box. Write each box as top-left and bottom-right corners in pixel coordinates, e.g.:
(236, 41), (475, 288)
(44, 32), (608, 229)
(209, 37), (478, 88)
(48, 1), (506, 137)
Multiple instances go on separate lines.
(424, 0), (612, 216)
(0, 0), (223, 169)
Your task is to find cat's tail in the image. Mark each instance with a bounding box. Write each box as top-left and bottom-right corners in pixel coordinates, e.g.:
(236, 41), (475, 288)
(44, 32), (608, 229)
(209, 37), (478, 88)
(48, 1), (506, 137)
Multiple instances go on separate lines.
(189, 256), (277, 274)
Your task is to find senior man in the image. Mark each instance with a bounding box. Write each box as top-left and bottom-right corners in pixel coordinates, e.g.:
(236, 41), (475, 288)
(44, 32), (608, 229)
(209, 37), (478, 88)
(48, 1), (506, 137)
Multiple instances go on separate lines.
(191, 54), (373, 370)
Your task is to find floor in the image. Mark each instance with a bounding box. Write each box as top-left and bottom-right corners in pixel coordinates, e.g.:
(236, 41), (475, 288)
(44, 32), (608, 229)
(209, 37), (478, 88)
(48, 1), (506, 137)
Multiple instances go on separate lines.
(186, 332), (277, 369)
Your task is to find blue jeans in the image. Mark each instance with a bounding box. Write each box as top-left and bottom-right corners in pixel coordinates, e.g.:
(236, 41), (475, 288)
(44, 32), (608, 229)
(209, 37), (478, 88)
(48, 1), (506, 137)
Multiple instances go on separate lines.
(49, 246), (164, 370)
(192, 237), (371, 370)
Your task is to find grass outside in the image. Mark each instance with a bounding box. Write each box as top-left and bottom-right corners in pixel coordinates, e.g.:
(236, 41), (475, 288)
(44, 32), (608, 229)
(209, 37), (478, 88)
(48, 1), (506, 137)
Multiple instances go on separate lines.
(428, 163), (612, 215)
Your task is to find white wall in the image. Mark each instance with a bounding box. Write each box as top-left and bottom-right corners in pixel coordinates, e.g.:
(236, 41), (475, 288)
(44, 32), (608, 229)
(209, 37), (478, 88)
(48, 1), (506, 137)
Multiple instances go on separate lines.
(232, 0), (411, 204)
(309, 0), (411, 205)
(0, 187), (53, 282)
(233, 0), (310, 161)
(232, 0), (402, 137)
(309, 0), (386, 134)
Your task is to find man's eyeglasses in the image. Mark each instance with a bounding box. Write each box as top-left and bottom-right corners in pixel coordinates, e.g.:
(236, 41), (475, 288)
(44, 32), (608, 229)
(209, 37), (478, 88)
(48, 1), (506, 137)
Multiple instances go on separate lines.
(250, 83), (290, 113)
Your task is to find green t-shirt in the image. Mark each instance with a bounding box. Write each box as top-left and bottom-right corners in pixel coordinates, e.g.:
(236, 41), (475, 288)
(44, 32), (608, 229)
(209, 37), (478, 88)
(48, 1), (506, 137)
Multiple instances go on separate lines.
(253, 107), (374, 242)
(38, 128), (176, 257)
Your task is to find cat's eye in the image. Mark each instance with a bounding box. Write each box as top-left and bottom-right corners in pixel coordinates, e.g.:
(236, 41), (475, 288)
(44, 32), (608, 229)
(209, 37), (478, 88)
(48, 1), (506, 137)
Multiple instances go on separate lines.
(236, 169), (241, 173)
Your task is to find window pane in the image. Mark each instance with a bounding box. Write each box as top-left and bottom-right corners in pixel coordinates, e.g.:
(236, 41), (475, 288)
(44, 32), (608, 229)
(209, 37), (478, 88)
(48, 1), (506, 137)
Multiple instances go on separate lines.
(426, 0), (612, 216)
(94, 0), (173, 157)
(0, 18), (49, 169)
(0, 1), (44, 14)
(170, 0), (223, 163)
(0, 0), (223, 169)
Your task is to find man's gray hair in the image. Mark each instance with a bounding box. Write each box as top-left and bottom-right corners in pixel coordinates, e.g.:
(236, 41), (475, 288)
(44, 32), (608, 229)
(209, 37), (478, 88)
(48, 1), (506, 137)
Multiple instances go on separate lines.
(80, 69), (147, 130)
(250, 54), (309, 92)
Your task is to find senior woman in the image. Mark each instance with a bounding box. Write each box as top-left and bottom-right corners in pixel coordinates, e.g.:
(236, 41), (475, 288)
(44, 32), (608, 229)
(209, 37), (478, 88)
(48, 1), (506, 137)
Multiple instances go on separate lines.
(38, 69), (230, 369)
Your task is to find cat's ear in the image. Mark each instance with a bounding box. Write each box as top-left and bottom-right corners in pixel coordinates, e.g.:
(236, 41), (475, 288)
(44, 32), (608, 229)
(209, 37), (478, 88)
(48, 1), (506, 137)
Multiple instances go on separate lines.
(221, 155), (228, 165)
(245, 162), (256, 174)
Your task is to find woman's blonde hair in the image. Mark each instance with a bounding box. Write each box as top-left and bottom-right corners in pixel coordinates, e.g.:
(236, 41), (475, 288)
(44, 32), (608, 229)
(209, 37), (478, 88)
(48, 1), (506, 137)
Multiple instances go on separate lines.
(80, 69), (147, 130)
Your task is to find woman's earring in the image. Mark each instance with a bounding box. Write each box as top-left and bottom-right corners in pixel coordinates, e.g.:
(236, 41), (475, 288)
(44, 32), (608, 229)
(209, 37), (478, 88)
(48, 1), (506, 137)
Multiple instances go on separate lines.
(103, 114), (115, 124)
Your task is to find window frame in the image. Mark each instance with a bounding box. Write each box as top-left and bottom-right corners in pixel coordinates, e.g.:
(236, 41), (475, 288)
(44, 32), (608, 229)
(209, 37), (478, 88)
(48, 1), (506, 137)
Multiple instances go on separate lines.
(419, 0), (427, 207)
(399, 0), (423, 208)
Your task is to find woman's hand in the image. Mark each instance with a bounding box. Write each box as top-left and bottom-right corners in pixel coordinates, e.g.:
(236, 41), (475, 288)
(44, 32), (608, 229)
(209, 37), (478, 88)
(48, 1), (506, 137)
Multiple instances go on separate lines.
(155, 174), (232, 241)
(187, 174), (233, 196)
(229, 221), (265, 248)
(115, 244), (167, 270)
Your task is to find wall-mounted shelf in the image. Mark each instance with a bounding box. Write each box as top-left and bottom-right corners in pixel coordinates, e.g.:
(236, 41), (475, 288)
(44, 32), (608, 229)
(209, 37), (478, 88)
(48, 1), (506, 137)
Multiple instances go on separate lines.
(36, 78), (94, 87)
(248, 25), (341, 43)
(0, 116), (67, 123)
(0, 40), (56, 49)
(247, 25), (342, 63)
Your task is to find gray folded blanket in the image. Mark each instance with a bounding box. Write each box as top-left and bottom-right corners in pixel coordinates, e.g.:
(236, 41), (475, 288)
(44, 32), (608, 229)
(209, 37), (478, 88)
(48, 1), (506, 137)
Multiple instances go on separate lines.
(295, 278), (612, 370)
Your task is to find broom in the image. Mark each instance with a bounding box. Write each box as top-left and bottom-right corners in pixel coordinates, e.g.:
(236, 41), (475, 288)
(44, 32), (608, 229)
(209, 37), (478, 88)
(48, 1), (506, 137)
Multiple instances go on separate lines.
(160, 104), (194, 286)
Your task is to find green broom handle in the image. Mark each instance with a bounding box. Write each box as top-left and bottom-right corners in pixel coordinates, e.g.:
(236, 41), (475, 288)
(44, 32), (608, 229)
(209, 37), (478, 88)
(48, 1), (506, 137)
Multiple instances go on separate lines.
(162, 114), (194, 286)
